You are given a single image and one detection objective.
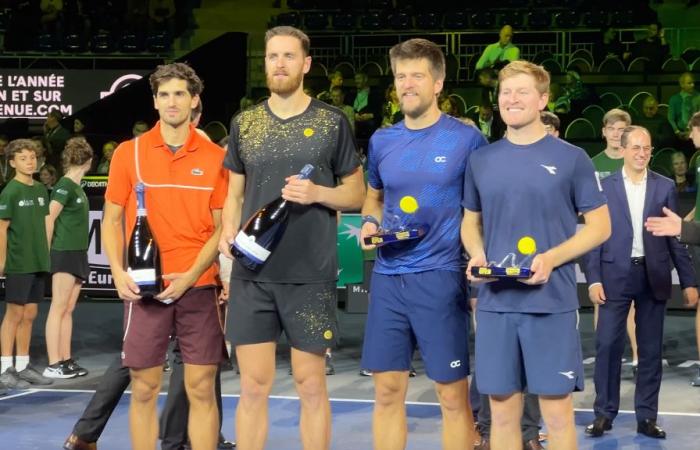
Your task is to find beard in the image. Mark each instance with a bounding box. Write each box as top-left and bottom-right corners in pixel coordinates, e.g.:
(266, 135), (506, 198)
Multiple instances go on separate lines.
(400, 95), (432, 119)
(266, 69), (303, 96)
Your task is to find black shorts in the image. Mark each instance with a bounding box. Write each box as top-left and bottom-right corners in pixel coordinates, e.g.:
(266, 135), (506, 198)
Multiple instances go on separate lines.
(51, 249), (90, 280)
(4, 273), (47, 304)
(228, 279), (338, 354)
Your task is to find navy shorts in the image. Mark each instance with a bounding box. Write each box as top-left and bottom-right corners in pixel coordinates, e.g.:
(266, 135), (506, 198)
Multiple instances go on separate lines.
(475, 310), (584, 396)
(361, 270), (470, 383)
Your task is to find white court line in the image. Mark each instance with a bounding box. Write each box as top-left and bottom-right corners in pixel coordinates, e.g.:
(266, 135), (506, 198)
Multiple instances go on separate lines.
(6, 389), (700, 418)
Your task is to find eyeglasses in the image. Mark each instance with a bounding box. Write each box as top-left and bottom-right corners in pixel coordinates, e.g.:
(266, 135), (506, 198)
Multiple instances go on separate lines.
(628, 145), (653, 153)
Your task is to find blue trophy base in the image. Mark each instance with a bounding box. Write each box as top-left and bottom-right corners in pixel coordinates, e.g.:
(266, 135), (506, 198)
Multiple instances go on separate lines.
(471, 266), (532, 279)
(363, 226), (428, 247)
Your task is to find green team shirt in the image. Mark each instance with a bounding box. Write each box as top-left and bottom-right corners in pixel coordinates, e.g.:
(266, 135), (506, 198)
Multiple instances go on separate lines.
(51, 177), (89, 251)
(591, 150), (624, 180)
(0, 179), (50, 273)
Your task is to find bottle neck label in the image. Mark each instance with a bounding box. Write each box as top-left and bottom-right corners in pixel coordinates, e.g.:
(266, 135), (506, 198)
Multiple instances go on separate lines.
(233, 231), (271, 264)
(136, 208), (147, 217)
(127, 268), (157, 286)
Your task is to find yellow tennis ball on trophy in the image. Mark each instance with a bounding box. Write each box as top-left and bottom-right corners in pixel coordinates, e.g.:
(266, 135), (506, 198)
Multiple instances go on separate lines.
(517, 236), (537, 255)
(399, 195), (419, 214)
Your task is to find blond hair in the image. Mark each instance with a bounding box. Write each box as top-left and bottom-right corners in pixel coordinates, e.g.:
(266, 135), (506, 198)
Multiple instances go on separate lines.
(602, 108), (631, 127)
(498, 60), (550, 94)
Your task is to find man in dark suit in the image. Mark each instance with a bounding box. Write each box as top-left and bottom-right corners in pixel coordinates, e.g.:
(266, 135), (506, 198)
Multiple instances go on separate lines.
(583, 125), (698, 439)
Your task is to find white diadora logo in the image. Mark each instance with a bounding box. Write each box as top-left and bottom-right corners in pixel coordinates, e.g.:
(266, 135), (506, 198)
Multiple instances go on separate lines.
(450, 360), (461, 368)
(541, 164), (557, 175)
(434, 156), (447, 163)
(38, 197), (45, 206)
(559, 371), (575, 379)
(191, 168), (204, 176)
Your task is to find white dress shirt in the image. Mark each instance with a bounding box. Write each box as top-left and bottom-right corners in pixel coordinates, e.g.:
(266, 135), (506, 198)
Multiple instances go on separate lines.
(622, 167), (647, 257)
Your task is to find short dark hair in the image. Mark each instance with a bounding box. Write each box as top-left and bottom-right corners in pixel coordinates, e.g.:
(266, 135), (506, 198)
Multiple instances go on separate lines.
(149, 62), (203, 97)
(540, 111), (560, 131)
(265, 26), (310, 56)
(389, 38), (446, 81)
(61, 137), (93, 170)
(620, 125), (651, 148)
(47, 110), (62, 121)
(6, 138), (41, 162)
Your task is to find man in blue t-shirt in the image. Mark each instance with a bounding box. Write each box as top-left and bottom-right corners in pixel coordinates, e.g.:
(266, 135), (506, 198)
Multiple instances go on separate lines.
(360, 38), (487, 450)
(462, 60), (611, 450)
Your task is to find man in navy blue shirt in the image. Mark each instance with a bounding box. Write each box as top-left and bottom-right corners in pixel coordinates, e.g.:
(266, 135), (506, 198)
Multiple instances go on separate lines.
(462, 60), (611, 450)
(360, 38), (487, 450)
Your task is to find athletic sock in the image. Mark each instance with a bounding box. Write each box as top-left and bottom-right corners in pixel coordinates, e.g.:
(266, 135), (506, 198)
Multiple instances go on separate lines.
(0, 356), (13, 373)
(15, 355), (29, 372)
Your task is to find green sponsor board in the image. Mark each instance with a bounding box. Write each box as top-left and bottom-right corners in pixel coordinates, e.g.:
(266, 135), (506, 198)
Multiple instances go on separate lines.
(337, 213), (365, 287)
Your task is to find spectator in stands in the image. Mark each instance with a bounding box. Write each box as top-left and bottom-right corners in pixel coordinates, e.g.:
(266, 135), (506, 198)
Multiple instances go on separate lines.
(592, 108), (631, 179)
(547, 83), (570, 114)
(438, 93), (460, 117)
(95, 141), (117, 175)
(330, 86), (355, 132)
(149, 0), (175, 36)
(668, 73), (700, 141)
(636, 95), (675, 149)
(39, 0), (64, 35)
(593, 26), (626, 65)
(561, 70), (596, 116)
(380, 84), (402, 127)
(630, 22), (670, 71)
(671, 150), (695, 193)
(475, 25), (520, 71)
(351, 72), (381, 140)
(477, 68), (499, 112)
(541, 111), (560, 138)
(44, 110), (71, 169)
(39, 163), (58, 192)
(317, 70), (344, 104)
(470, 103), (505, 143)
(72, 118), (85, 136)
(132, 120), (149, 137)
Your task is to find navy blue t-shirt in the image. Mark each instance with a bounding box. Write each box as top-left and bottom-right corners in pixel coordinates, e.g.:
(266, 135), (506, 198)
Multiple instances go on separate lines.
(462, 134), (606, 313)
(368, 114), (487, 274)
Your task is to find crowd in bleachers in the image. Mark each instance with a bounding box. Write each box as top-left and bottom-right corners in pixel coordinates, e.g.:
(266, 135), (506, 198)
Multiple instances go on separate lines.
(0, 0), (201, 54)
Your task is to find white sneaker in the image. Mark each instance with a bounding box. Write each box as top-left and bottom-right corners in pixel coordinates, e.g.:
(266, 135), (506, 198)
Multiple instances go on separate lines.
(43, 363), (77, 379)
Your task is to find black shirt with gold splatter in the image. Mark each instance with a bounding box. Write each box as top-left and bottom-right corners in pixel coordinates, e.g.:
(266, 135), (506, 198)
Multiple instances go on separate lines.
(225, 98), (361, 283)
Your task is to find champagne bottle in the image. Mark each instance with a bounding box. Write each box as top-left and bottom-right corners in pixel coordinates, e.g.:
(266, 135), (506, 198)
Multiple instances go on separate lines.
(232, 164), (314, 271)
(127, 183), (162, 297)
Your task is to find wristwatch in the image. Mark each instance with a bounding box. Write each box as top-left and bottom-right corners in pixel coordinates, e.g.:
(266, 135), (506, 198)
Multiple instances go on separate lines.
(362, 215), (380, 227)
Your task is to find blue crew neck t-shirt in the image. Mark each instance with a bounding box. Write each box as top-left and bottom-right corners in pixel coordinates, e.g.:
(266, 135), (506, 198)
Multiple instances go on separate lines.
(462, 134), (606, 313)
(368, 114), (487, 275)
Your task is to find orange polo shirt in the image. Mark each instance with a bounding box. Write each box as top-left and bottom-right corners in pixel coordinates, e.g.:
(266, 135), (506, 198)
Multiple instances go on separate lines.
(105, 121), (228, 287)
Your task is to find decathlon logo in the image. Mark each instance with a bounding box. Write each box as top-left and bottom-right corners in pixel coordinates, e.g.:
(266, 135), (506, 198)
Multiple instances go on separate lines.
(450, 360), (461, 368)
(434, 156), (447, 163)
(559, 371), (575, 379)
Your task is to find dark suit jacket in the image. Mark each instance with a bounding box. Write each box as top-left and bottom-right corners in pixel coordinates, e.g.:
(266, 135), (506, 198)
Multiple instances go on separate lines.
(681, 221), (700, 245)
(583, 169), (696, 301)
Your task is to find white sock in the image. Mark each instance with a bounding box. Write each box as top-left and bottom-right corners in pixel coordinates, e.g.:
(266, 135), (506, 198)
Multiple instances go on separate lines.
(15, 355), (29, 372)
(0, 356), (13, 373)
(632, 360), (639, 367)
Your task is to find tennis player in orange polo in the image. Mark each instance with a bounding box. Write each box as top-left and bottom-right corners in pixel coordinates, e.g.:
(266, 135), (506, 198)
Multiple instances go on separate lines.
(102, 62), (228, 450)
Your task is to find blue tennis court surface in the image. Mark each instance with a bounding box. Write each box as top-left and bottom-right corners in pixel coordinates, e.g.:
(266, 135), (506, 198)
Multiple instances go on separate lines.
(1, 389), (699, 449)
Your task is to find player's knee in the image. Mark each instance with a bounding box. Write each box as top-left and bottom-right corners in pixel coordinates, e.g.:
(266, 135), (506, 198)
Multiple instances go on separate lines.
(22, 305), (38, 322)
(2, 306), (23, 324)
(295, 374), (327, 406)
(374, 378), (407, 407)
(185, 373), (216, 405)
(239, 373), (273, 404)
(131, 376), (160, 404)
(436, 384), (466, 413)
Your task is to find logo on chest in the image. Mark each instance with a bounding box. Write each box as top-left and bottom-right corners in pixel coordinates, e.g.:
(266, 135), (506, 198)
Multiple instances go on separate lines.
(191, 168), (204, 176)
(540, 164), (557, 175)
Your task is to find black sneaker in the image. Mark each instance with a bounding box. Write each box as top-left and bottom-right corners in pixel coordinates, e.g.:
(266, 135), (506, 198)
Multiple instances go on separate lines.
(43, 362), (78, 379)
(17, 365), (53, 385)
(64, 359), (88, 377)
(409, 366), (417, 377)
